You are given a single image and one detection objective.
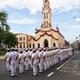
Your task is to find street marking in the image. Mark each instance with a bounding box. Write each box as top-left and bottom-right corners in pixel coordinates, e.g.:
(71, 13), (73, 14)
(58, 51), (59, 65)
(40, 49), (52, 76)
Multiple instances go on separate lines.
(47, 72), (54, 77)
(57, 57), (73, 70)
(66, 60), (69, 63)
(56, 60), (69, 70)
(56, 64), (64, 70)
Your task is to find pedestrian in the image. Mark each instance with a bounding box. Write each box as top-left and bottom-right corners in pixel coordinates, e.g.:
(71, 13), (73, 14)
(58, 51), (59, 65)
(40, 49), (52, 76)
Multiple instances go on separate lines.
(18, 50), (24, 74)
(24, 50), (29, 71)
(31, 50), (39, 76)
(38, 49), (44, 72)
(9, 49), (18, 77)
(5, 49), (11, 71)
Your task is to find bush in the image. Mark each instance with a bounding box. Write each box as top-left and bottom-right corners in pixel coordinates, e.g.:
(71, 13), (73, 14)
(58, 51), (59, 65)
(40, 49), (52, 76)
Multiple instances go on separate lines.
(0, 48), (7, 55)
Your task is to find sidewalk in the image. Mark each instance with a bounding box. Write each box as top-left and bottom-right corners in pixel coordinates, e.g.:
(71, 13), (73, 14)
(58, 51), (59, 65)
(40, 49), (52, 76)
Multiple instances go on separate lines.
(0, 56), (5, 60)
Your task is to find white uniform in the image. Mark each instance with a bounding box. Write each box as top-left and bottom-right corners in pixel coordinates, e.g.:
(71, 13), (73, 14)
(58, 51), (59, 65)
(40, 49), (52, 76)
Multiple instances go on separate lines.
(49, 50), (52, 66)
(5, 51), (11, 71)
(38, 50), (44, 72)
(24, 51), (29, 70)
(68, 48), (72, 56)
(32, 51), (38, 76)
(46, 51), (50, 69)
(43, 51), (47, 70)
(28, 50), (33, 68)
(14, 50), (19, 69)
(9, 51), (18, 76)
(18, 52), (24, 74)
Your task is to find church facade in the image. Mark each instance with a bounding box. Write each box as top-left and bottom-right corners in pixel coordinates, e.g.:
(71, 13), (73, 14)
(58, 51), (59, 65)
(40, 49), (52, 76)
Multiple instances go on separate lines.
(15, 0), (65, 49)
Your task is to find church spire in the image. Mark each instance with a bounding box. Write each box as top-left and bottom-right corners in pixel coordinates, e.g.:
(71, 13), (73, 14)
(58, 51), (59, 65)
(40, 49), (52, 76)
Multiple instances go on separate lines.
(41, 0), (52, 28)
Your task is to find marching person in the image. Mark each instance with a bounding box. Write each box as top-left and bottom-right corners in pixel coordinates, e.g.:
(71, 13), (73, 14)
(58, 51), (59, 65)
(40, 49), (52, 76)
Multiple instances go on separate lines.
(5, 49), (11, 71)
(43, 49), (47, 70)
(31, 50), (39, 76)
(24, 49), (29, 71)
(18, 50), (24, 74)
(38, 49), (44, 72)
(9, 49), (18, 77)
(28, 49), (33, 68)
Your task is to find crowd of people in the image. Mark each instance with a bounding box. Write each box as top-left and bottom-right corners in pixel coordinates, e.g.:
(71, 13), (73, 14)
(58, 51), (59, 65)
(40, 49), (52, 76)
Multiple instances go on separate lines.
(5, 47), (73, 77)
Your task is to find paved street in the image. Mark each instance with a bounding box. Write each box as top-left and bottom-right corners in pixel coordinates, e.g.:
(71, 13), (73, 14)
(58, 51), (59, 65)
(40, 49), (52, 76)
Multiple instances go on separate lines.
(0, 50), (80, 80)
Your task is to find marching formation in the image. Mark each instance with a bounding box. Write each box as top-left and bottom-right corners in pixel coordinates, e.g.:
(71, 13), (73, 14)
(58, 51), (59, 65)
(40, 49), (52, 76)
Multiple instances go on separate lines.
(5, 47), (73, 77)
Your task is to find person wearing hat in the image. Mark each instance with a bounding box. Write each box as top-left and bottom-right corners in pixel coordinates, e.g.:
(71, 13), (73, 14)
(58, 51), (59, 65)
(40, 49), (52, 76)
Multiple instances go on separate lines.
(38, 49), (44, 72)
(31, 50), (39, 76)
(5, 49), (11, 71)
(18, 50), (24, 74)
(24, 50), (29, 71)
(9, 49), (18, 77)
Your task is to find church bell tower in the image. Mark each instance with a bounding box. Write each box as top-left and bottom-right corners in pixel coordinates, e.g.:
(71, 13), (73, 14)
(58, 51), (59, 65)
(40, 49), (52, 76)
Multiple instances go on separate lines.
(41, 0), (52, 28)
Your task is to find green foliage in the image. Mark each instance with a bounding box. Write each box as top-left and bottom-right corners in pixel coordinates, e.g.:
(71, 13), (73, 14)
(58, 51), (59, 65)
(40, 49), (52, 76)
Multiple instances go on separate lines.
(0, 11), (10, 31)
(0, 47), (6, 55)
(0, 11), (18, 48)
(4, 31), (18, 48)
(0, 28), (5, 47)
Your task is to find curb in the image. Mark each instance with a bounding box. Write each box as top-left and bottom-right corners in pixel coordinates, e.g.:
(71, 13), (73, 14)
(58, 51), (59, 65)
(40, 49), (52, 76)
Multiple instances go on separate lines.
(0, 56), (5, 60)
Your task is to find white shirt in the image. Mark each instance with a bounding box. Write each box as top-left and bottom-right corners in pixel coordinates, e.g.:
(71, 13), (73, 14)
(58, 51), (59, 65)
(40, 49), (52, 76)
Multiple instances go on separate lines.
(18, 53), (24, 63)
(5, 52), (10, 61)
(10, 51), (18, 64)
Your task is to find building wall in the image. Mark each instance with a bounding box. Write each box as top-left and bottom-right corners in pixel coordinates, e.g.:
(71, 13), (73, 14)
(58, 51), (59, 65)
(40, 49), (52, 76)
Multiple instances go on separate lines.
(15, 30), (65, 49)
(58, 34), (65, 47)
(15, 33), (28, 49)
(35, 34), (52, 48)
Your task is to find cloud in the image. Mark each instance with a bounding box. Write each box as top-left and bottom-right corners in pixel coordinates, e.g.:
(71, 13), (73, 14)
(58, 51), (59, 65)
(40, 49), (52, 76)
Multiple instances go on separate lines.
(7, 17), (35, 25)
(0, 0), (79, 14)
(74, 17), (80, 22)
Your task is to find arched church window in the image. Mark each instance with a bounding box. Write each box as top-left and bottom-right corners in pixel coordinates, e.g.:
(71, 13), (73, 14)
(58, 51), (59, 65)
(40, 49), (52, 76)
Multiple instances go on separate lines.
(44, 13), (46, 19)
(44, 39), (48, 48)
(38, 43), (40, 48)
(44, 21), (46, 27)
(30, 44), (31, 48)
(53, 43), (56, 47)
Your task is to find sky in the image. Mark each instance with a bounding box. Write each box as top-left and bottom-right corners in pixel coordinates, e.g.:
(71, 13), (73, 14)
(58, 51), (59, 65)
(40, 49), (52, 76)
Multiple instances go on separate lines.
(0, 0), (80, 43)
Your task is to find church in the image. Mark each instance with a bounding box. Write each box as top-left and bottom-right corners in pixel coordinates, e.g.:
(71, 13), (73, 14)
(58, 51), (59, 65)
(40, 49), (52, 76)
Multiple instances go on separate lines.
(15, 0), (65, 49)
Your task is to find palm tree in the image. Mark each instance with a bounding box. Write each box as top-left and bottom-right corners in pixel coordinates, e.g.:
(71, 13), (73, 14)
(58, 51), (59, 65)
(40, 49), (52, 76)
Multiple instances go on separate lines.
(0, 11), (10, 31)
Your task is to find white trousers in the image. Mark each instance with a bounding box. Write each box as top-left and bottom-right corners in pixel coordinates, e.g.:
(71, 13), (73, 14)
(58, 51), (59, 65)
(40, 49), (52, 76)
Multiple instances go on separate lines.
(19, 63), (24, 73)
(39, 62), (43, 72)
(6, 61), (10, 71)
(24, 61), (29, 70)
(29, 60), (32, 68)
(32, 62), (38, 76)
(10, 62), (16, 76)
(43, 61), (47, 70)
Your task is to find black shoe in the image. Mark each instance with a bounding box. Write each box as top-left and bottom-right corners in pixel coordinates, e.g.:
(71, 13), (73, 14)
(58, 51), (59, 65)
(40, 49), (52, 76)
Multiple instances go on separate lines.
(10, 75), (15, 77)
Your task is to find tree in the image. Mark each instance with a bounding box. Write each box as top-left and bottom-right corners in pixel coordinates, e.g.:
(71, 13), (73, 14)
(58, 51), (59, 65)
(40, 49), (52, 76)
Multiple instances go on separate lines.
(0, 11), (10, 31)
(0, 28), (5, 48)
(4, 32), (18, 48)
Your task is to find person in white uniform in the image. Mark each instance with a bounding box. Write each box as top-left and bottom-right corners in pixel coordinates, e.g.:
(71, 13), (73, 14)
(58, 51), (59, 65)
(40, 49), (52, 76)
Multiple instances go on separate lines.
(9, 49), (18, 77)
(24, 50), (29, 71)
(5, 49), (11, 71)
(38, 49), (44, 72)
(43, 49), (47, 70)
(31, 50), (39, 76)
(28, 49), (33, 68)
(18, 51), (24, 74)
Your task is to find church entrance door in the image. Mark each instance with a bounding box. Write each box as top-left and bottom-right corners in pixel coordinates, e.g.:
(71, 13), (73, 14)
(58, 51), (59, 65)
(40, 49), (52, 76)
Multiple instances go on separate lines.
(44, 39), (48, 48)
